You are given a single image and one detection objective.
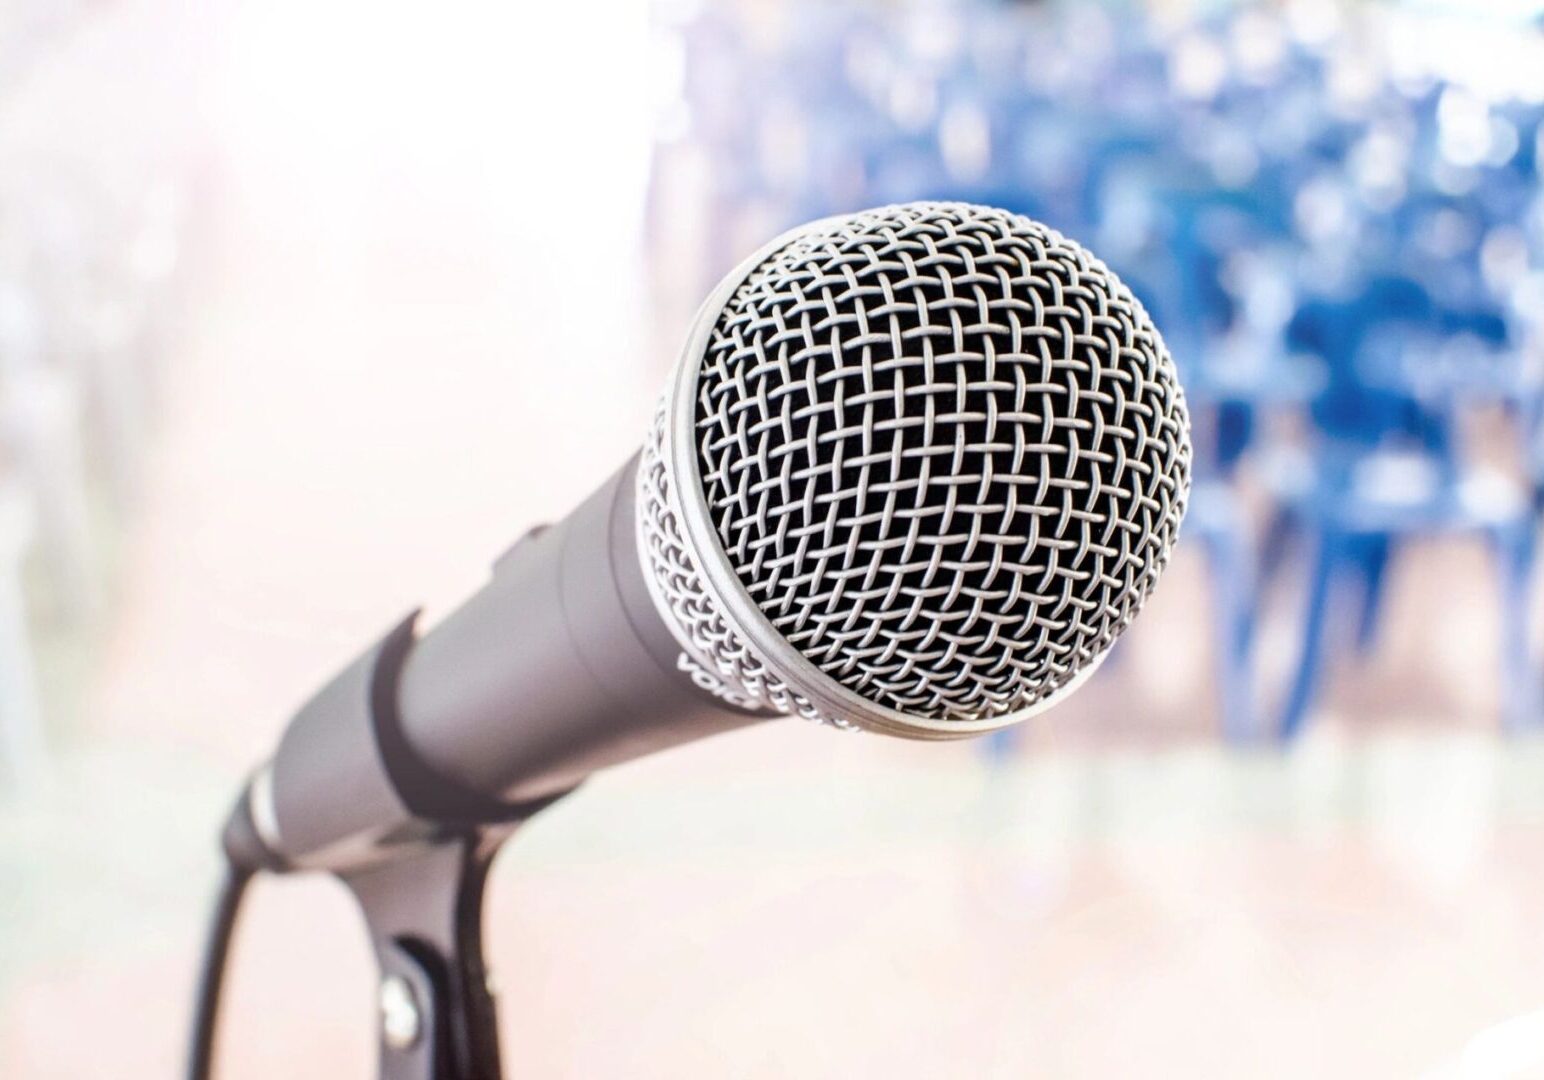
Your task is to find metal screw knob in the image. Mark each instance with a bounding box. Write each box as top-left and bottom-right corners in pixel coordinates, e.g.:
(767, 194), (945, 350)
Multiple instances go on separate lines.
(379, 974), (422, 1051)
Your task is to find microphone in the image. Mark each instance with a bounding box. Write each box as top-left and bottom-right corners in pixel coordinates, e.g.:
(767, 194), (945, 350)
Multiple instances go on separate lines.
(228, 202), (1192, 874)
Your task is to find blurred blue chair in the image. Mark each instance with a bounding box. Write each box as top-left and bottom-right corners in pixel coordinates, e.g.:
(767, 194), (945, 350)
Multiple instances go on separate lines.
(1276, 276), (1539, 737)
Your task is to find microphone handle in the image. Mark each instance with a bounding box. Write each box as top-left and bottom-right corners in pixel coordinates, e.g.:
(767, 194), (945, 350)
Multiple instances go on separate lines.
(239, 455), (765, 873)
(396, 454), (765, 803)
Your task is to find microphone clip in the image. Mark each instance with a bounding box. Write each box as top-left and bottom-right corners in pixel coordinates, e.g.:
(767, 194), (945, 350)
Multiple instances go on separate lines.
(339, 827), (511, 1080)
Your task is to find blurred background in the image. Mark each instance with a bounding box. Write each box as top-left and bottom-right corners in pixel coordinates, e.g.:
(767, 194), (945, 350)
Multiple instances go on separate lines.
(5, 0), (1544, 1076)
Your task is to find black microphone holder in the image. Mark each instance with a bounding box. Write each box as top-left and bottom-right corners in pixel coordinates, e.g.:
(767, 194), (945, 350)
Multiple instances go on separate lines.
(340, 823), (531, 1080)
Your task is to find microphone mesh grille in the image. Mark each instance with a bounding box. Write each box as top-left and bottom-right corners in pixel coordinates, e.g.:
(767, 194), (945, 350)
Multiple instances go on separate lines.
(646, 203), (1190, 729)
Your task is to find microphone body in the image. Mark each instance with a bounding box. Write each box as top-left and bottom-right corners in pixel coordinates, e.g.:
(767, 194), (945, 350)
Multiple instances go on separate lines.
(241, 457), (764, 873)
(395, 455), (766, 804)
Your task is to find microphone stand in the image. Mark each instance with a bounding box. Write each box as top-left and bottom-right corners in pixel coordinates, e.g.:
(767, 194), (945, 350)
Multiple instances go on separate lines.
(338, 825), (522, 1080)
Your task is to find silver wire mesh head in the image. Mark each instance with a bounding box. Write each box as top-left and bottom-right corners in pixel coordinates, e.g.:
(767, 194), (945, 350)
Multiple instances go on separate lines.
(638, 202), (1191, 739)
